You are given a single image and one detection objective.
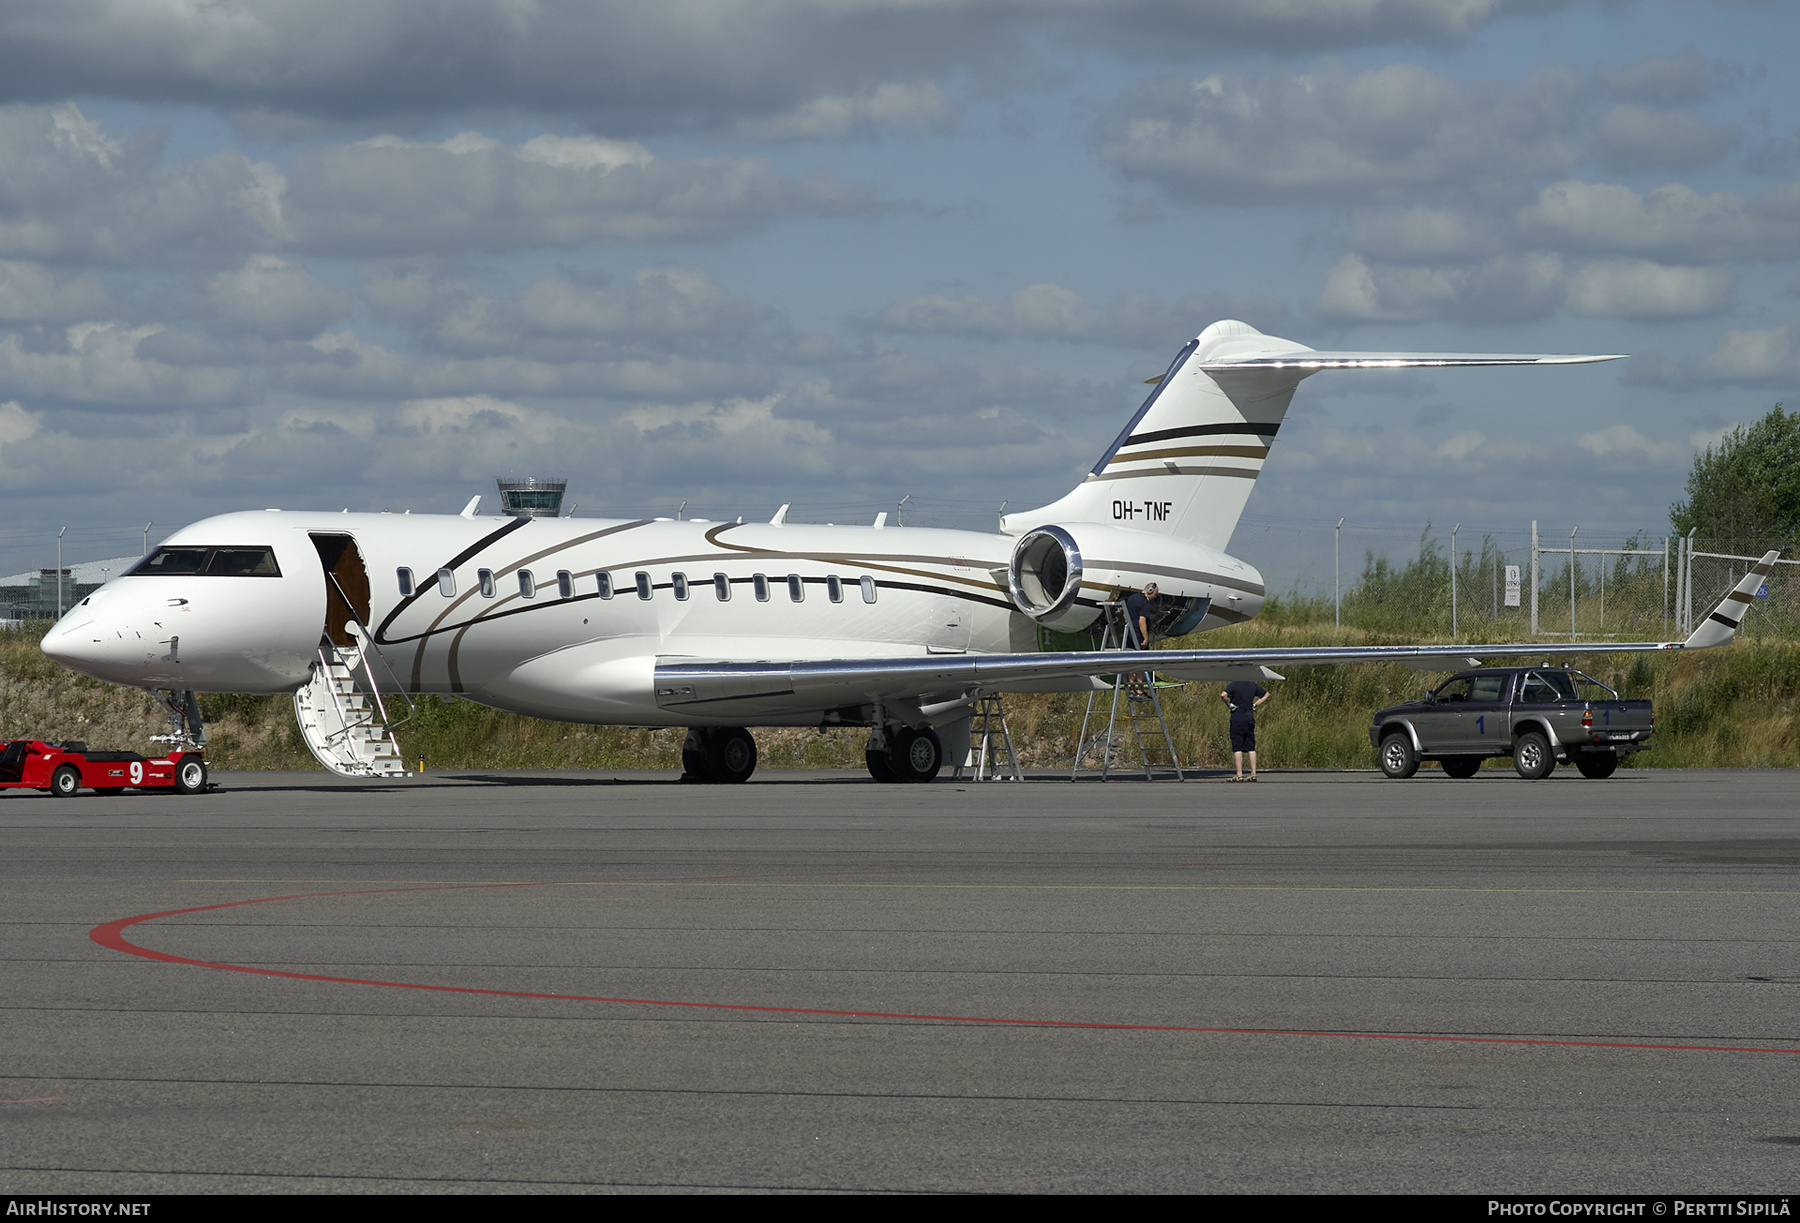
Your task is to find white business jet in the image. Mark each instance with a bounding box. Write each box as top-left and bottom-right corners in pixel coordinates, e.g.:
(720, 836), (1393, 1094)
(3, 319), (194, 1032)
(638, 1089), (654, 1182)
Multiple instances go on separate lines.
(39, 320), (1770, 783)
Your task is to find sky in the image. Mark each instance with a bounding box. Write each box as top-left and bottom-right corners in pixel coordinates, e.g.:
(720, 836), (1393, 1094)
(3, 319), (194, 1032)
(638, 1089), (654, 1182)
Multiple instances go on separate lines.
(0, 0), (1795, 593)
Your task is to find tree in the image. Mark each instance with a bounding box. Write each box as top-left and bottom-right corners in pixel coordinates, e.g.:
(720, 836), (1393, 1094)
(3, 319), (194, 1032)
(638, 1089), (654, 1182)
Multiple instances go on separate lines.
(1670, 404), (1800, 547)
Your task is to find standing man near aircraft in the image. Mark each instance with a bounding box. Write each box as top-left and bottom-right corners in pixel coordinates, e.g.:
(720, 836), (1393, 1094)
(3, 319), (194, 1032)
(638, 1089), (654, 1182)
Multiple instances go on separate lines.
(1220, 679), (1270, 782)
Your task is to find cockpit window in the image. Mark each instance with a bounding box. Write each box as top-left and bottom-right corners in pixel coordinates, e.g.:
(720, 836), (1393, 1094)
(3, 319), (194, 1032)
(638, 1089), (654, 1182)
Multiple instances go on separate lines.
(128, 546), (281, 577)
(207, 548), (280, 576)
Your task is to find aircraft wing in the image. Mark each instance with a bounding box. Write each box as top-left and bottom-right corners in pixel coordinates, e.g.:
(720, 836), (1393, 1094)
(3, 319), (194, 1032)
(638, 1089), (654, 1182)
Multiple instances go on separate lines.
(653, 553), (1774, 719)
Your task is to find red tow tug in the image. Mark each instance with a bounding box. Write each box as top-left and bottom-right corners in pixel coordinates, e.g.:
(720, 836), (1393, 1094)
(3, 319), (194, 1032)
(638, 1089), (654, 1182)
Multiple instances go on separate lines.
(0, 739), (208, 797)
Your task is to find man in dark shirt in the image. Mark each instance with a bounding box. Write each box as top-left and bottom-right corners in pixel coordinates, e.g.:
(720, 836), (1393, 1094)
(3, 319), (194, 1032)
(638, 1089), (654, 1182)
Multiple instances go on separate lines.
(1122, 583), (1158, 696)
(1219, 678), (1269, 781)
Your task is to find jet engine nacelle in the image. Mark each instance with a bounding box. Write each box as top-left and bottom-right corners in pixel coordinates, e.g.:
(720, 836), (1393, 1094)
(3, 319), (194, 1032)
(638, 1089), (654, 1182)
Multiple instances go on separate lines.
(1006, 522), (1264, 635)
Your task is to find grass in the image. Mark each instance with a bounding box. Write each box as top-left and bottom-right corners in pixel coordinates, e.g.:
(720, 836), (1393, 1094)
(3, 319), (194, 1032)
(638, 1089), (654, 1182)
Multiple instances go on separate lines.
(8, 608), (1800, 772)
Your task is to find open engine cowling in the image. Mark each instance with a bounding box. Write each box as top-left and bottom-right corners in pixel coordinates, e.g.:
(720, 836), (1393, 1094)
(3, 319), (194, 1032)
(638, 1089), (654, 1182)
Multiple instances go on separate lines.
(1006, 521), (1265, 635)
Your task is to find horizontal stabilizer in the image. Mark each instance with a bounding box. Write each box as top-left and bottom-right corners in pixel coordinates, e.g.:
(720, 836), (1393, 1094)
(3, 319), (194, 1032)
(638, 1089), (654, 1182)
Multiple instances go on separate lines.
(1198, 352), (1625, 371)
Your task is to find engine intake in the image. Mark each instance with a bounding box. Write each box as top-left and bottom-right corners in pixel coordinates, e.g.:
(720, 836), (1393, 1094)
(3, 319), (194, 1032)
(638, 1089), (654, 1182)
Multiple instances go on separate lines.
(1007, 526), (1092, 631)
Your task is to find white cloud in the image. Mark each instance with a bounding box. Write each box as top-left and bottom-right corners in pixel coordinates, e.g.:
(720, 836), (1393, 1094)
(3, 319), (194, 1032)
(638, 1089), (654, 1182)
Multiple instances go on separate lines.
(1518, 180), (1800, 264)
(1627, 325), (1800, 389)
(1348, 208), (1500, 261)
(0, 104), (288, 263)
(0, 322), (242, 407)
(0, 3), (1554, 135)
(1564, 259), (1731, 320)
(0, 260), (109, 323)
(1593, 53), (1733, 107)
(284, 131), (878, 255)
(1575, 424), (1690, 465)
(1591, 105), (1737, 173)
(203, 256), (348, 338)
(1098, 64), (1580, 205)
(1315, 252), (1564, 323)
(869, 282), (1286, 344)
(732, 82), (956, 142)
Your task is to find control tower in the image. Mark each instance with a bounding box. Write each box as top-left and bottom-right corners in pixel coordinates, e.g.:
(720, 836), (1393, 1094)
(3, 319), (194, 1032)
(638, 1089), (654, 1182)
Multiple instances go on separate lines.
(495, 476), (567, 518)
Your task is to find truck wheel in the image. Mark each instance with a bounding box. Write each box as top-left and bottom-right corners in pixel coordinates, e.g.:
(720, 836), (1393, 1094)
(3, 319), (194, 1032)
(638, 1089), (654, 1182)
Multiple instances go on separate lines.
(1575, 753), (1618, 780)
(50, 765), (81, 798)
(1379, 733), (1419, 779)
(174, 757), (208, 795)
(1441, 756), (1481, 779)
(1513, 732), (1555, 780)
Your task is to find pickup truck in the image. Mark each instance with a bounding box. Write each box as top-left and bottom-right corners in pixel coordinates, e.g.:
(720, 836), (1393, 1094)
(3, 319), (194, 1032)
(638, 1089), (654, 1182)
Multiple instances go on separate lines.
(1369, 667), (1653, 780)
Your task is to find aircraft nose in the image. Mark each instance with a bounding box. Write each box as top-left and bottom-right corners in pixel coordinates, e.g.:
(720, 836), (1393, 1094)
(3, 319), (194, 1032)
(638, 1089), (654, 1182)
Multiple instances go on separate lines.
(40, 599), (143, 683)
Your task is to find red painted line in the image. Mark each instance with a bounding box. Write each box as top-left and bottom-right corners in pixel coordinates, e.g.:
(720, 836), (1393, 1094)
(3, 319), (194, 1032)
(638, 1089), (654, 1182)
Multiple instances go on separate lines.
(90, 884), (1800, 1056)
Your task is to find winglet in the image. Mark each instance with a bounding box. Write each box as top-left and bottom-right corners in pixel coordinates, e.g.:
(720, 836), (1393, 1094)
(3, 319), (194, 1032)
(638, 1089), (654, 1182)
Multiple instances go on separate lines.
(460, 495), (481, 519)
(1682, 551), (1779, 648)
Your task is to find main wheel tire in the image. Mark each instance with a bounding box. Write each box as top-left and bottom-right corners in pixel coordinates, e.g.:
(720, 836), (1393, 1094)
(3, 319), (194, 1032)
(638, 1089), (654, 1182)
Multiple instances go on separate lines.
(888, 726), (943, 783)
(704, 728), (757, 784)
(1441, 756), (1482, 779)
(866, 748), (894, 782)
(1378, 733), (1419, 779)
(1513, 732), (1555, 780)
(682, 729), (710, 781)
(50, 765), (80, 798)
(174, 756), (208, 795)
(1575, 753), (1618, 780)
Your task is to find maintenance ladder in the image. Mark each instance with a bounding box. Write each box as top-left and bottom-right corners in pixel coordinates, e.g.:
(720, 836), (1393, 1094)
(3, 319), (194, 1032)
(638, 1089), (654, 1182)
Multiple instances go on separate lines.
(956, 694), (1023, 781)
(1070, 604), (1184, 782)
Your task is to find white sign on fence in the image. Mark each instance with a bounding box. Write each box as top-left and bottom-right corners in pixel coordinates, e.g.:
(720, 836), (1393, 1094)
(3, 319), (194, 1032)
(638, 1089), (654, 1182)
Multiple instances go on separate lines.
(1504, 565), (1521, 607)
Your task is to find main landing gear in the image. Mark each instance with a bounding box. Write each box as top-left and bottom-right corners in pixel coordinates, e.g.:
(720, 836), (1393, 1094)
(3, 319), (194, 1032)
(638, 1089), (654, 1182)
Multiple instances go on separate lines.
(682, 727), (758, 784)
(866, 725), (943, 783)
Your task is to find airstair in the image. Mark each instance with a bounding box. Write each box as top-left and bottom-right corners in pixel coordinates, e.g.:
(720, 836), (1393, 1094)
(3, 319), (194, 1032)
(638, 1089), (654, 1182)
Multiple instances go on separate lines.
(1070, 604), (1184, 782)
(292, 622), (412, 778)
(957, 694), (1024, 781)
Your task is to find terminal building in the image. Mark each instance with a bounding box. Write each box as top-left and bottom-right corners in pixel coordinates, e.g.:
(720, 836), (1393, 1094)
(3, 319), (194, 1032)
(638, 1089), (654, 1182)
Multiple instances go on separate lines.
(0, 557), (142, 625)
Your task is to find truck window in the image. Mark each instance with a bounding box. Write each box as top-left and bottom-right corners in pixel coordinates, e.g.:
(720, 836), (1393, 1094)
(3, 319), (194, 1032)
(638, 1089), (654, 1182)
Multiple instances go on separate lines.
(1470, 675), (1505, 702)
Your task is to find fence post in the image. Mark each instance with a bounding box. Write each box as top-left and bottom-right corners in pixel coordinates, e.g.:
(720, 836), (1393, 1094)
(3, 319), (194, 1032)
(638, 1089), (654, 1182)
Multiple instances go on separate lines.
(1451, 522), (1459, 639)
(1530, 520), (1539, 635)
(1569, 526), (1578, 636)
(1677, 529), (1692, 637)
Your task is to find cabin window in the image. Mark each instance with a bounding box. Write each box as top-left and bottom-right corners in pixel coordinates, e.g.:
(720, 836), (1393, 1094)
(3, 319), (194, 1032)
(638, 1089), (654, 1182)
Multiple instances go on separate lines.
(636, 571), (652, 600)
(827, 575), (843, 603)
(518, 569), (536, 599)
(788, 574), (804, 603)
(598, 572), (613, 599)
(861, 575), (877, 603)
(672, 572), (689, 601)
(437, 568), (455, 597)
(478, 568), (496, 598)
(714, 573), (731, 601)
(557, 570), (574, 600)
(753, 574), (769, 602)
(397, 568), (415, 597)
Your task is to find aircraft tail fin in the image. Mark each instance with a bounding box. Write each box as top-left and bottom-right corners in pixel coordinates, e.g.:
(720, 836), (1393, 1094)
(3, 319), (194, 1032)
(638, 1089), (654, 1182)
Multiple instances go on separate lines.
(1682, 551), (1780, 649)
(1002, 320), (1624, 552)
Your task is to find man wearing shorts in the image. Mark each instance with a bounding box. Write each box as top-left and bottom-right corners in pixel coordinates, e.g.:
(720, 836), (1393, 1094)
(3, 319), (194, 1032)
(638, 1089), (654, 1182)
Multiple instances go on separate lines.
(1220, 678), (1269, 781)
